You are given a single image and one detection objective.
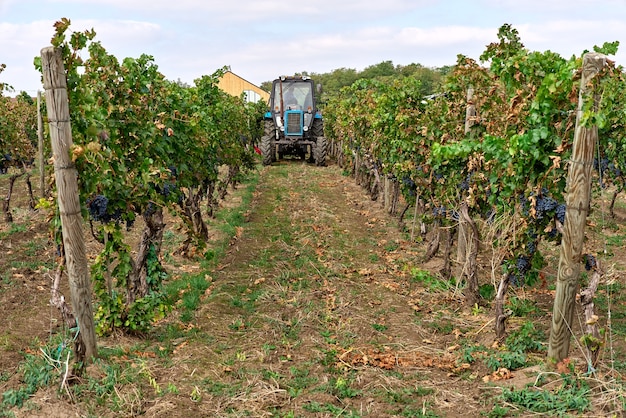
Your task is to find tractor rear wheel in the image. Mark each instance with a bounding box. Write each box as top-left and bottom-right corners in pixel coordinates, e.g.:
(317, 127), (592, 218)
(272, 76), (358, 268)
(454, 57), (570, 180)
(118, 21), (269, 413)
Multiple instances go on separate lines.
(261, 121), (276, 166)
(314, 136), (327, 166)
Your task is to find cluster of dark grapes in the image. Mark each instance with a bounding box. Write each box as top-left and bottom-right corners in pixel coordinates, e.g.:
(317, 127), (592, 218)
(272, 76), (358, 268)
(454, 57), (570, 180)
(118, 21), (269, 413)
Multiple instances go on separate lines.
(509, 255), (532, 286)
(555, 203), (566, 224)
(535, 195), (558, 219)
(518, 193), (530, 215)
(87, 195), (121, 223)
(157, 182), (177, 198)
(583, 253), (597, 271)
(594, 157), (623, 181)
(459, 173), (472, 192)
(519, 190), (566, 224)
(432, 206), (447, 218)
(402, 176), (417, 197)
(431, 205), (459, 221)
(594, 157), (609, 175)
(546, 227), (559, 239)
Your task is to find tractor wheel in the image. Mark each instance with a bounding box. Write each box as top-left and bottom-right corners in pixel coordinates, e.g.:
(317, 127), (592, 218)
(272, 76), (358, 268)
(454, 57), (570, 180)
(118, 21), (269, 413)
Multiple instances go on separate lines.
(261, 134), (275, 166)
(261, 120), (276, 166)
(312, 118), (324, 137)
(314, 136), (328, 167)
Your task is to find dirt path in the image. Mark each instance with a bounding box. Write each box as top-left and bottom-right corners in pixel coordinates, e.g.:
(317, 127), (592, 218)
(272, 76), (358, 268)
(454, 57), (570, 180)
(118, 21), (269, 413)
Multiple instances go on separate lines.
(144, 161), (490, 417)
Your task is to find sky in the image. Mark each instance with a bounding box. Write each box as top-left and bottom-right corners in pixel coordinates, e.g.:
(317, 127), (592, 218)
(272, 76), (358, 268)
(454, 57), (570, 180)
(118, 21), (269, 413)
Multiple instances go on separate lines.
(0, 0), (624, 96)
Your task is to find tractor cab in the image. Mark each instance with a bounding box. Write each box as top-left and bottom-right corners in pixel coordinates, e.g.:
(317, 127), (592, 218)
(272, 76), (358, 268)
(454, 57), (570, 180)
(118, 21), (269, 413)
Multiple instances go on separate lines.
(261, 76), (326, 166)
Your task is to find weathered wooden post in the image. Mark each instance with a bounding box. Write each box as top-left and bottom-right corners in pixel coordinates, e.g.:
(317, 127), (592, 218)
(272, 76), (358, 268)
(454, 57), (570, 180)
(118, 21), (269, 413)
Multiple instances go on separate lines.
(456, 87), (476, 281)
(37, 90), (45, 198)
(41, 46), (97, 364)
(548, 52), (607, 364)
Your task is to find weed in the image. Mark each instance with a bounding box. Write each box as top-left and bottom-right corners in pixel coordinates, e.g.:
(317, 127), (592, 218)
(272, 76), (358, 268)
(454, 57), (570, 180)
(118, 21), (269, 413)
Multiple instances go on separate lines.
(0, 272), (13, 287)
(228, 317), (247, 331)
(2, 336), (71, 409)
(505, 321), (545, 353)
(372, 323), (388, 332)
(9, 260), (54, 271)
(410, 268), (452, 292)
(320, 330), (337, 344)
(285, 366), (317, 396)
(326, 376), (361, 398)
(460, 344), (489, 365)
(425, 319), (454, 335)
(164, 272), (210, 323)
(319, 348), (338, 370)
(202, 379), (241, 397)
(303, 401), (361, 416)
(385, 241), (400, 252)
(479, 283), (495, 300)
(393, 405), (440, 417)
(606, 234), (626, 248)
(0, 223), (26, 240)
(384, 386), (434, 404)
(501, 374), (591, 415)
(262, 369), (283, 381)
(484, 350), (527, 372)
(262, 343), (277, 356)
(486, 405), (510, 417)
(507, 296), (540, 317)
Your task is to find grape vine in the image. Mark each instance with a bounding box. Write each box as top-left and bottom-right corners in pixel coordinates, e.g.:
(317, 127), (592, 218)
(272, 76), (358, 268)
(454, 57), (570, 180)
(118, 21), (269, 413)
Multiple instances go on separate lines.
(325, 24), (625, 335)
(37, 18), (261, 335)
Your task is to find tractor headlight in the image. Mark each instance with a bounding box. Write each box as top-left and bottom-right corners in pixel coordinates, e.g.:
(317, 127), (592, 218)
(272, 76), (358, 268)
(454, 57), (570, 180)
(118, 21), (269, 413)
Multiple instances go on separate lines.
(303, 126), (308, 131)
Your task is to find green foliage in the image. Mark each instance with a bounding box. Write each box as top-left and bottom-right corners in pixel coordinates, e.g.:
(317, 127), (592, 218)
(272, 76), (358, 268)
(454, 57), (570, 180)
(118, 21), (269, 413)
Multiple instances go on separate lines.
(372, 323), (388, 332)
(1, 335), (73, 410)
(501, 374), (591, 415)
(303, 401), (360, 416)
(505, 321), (545, 353)
(459, 322), (544, 372)
(507, 295), (541, 317)
(484, 350), (527, 372)
(91, 224), (169, 335)
(410, 268), (452, 292)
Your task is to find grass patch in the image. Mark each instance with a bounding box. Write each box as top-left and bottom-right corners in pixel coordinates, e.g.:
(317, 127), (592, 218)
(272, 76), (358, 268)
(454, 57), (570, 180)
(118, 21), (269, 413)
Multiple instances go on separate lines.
(500, 374), (591, 415)
(410, 268), (453, 292)
(0, 223), (27, 240)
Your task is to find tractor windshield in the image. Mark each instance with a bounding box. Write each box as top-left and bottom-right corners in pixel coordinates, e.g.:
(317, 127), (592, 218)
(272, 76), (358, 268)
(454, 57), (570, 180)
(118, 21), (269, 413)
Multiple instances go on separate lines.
(275, 81), (313, 111)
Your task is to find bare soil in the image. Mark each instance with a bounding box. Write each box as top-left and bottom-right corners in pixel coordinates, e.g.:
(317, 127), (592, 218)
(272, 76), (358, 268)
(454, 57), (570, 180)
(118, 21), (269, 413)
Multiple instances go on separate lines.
(1, 160), (625, 417)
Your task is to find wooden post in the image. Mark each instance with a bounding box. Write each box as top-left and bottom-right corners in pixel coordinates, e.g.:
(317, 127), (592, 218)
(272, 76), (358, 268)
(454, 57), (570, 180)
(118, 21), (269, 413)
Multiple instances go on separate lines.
(37, 90), (45, 198)
(456, 87), (476, 280)
(548, 52), (607, 363)
(41, 46), (97, 364)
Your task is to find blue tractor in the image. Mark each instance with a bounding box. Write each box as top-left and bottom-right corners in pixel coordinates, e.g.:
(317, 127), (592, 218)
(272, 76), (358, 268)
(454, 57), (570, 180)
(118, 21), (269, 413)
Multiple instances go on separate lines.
(261, 76), (327, 166)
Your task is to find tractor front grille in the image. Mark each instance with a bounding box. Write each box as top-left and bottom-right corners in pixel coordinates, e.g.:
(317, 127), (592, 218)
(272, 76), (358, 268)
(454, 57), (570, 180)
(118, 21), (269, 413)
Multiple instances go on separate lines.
(285, 111), (303, 136)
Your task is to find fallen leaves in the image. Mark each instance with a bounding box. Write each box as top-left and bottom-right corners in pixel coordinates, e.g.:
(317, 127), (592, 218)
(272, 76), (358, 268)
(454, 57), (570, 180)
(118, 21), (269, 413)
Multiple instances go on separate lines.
(337, 346), (460, 372)
(482, 368), (514, 382)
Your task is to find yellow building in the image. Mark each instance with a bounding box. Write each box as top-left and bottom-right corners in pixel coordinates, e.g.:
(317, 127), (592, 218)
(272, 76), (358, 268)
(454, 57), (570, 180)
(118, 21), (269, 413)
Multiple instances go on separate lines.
(218, 71), (269, 104)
